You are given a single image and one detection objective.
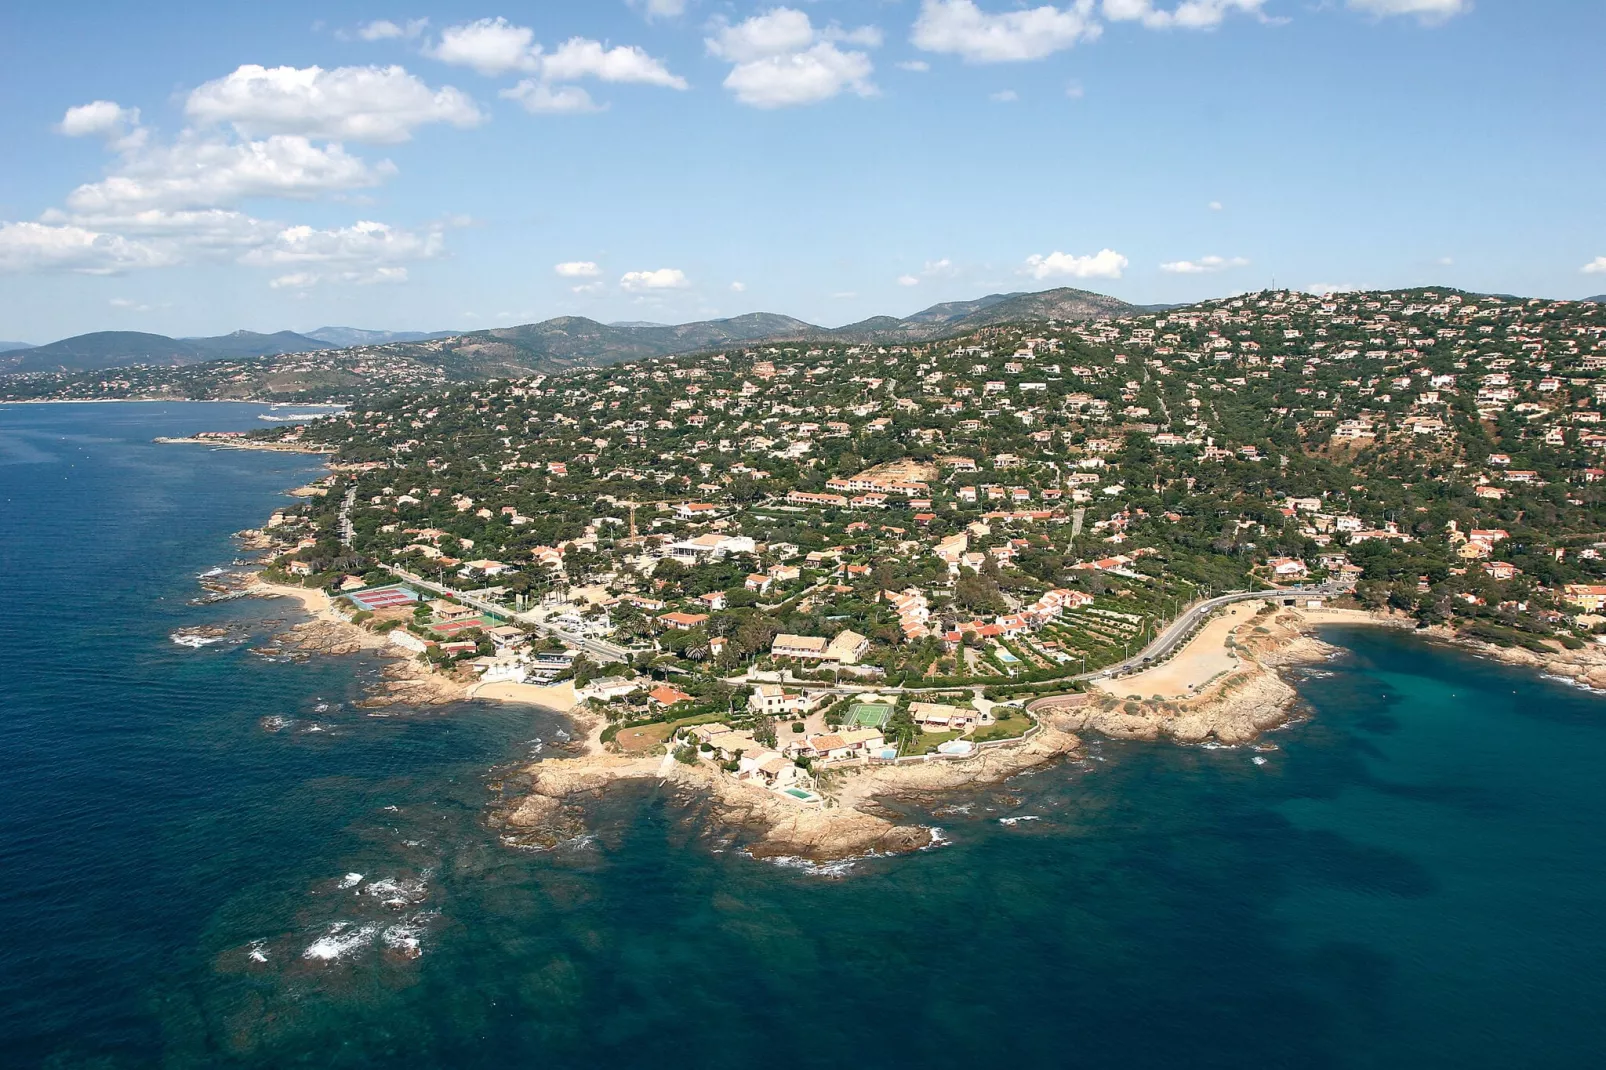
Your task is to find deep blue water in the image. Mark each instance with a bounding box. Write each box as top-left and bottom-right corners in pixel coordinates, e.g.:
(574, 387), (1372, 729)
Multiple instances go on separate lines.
(3, 402), (1605, 1068)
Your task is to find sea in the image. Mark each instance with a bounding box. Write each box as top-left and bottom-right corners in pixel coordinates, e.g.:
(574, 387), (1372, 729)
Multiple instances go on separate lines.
(2, 401), (1604, 1069)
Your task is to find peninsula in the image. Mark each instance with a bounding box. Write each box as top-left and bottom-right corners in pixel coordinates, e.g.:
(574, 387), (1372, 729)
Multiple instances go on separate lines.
(151, 285), (1606, 859)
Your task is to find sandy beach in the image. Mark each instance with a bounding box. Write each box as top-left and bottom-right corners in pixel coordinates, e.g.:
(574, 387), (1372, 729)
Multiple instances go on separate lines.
(1096, 602), (1257, 701)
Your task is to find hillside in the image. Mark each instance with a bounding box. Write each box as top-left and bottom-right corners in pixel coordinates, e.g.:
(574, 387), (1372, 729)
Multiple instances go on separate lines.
(1, 329), (333, 373)
(183, 330), (335, 359)
(1, 287), (1143, 379)
(1, 332), (207, 373)
(429, 288), (1141, 368)
(305, 327), (450, 346)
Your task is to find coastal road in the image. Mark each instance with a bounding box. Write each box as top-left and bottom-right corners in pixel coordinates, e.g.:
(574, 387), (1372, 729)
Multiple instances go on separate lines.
(1070, 585), (1343, 683)
(337, 484), (356, 547)
(726, 585), (1343, 698)
(388, 567), (633, 664)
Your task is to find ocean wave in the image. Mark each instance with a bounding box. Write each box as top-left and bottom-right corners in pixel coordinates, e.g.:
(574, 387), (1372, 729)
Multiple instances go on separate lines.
(765, 854), (857, 878)
(998, 816), (1041, 826)
(170, 633), (223, 649)
(260, 716), (291, 732)
(247, 939), (269, 963)
(303, 922), (379, 962)
(921, 827), (951, 850)
(381, 912), (436, 959)
(1541, 674), (1606, 695)
(337, 873), (363, 890)
(364, 876), (428, 908)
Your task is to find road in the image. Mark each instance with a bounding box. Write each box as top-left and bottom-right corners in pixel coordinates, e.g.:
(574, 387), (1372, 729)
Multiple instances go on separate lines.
(337, 484), (356, 547)
(388, 567), (633, 664)
(1071, 585), (1343, 682)
(725, 585), (1343, 697)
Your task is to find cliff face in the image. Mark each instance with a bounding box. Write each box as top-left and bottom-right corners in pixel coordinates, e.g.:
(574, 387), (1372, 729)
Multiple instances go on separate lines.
(1065, 670), (1299, 745)
(1433, 631), (1606, 690)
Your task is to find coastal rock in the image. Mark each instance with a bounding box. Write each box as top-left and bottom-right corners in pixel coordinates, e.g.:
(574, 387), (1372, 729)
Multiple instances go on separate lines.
(275, 620), (364, 657)
(675, 763), (934, 860)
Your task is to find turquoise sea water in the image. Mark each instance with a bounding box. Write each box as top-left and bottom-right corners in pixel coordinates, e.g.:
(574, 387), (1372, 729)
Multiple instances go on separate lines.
(3, 401), (1605, 1068)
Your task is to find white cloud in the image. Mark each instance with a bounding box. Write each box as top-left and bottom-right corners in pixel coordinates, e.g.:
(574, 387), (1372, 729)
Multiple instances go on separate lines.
(911, 0), (1101, 63)
(1208, 200), (1224, 210)
(65, 135), (388, 214)
(185, 64), (483, 144)
(109, 297), (154, 311)
(539, 38), (688, 89)
(1023, 248), (1128, 280)
(1065, 80), (1085, 98)
(501, 82), (603, 114)
(620, 267), (691, 291)
(723, 44), (877, 107)
(58, 100), (144, 147)
(1160, 254), (1249, 273)
(900, 257), (958, 285)
(270, 268), (404, 289)
(41, 207), (277, 252)
(631, 0), (688, 18)
(708, 9), (818, 63)
(1101, 0), (1269, 30)
(428, 20), (685, 92)
(555, 260), (602, 277)
(1582, 258), (1606, 275)
(1347, 0), (1470, 23)
(827, 25), (886, 49)
(709, 9), (879, 107)
(241, 220), (442, 267)
(897, 60), (931, 71)
(730, 281), (747, 292)
(0, 220), (174, 275)
(357, 18), (428, 41)
(427, 17), (539, 75)
(990, 89), (1019, 102)
(1307, 282), (1358, 295)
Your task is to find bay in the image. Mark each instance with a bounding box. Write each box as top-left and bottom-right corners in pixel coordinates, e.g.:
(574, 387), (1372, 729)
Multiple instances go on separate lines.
(2, 402), (1603, 1069)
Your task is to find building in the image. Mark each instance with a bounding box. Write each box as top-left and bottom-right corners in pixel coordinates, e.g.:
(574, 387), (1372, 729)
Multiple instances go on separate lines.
(768, 629), (868, 665)
(749, 684), (828, 716)
(1563, 584), (1606, 613)
(659, 611), (709, 631)
(908, 702), (981, 731)
(668, 533), (756, 560)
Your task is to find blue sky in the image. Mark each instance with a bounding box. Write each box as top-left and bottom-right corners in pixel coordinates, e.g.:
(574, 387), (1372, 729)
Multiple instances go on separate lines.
(1, 0), (1602, 342)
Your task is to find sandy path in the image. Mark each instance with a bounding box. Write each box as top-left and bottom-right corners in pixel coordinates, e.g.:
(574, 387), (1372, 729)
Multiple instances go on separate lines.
(1096, 603), (1255, 700)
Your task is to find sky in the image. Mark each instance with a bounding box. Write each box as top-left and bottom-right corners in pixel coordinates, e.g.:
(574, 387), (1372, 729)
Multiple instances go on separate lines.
(0, 0), (1603, 343)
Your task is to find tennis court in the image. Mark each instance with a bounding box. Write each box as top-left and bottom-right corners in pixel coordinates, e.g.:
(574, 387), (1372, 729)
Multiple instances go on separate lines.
(344, 584), (419, 611)
(428, 616), (495, 636)
(845, 702), (893, 729)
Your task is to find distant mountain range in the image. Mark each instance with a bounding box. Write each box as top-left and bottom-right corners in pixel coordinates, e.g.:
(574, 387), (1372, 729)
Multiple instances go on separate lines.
(302, 326), (453, 347)
(0, 288), (1159, 376)
(0, 341), (33, 353)
(0, 330), (342, 374)
(1586, 295), (1606, 304)
(413, 288), (1154, 374)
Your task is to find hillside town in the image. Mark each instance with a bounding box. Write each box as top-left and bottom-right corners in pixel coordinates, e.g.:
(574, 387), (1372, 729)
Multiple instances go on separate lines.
(201, 287), (1606, 802)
